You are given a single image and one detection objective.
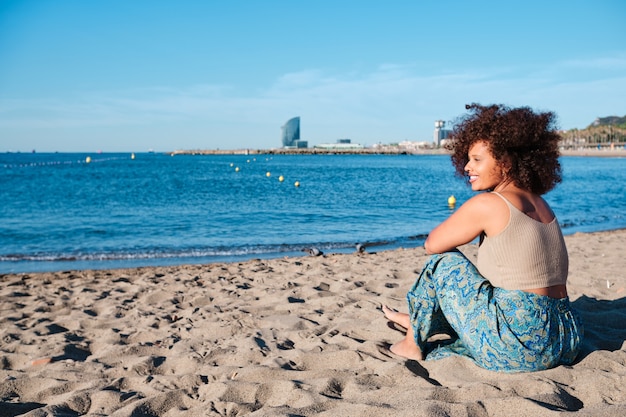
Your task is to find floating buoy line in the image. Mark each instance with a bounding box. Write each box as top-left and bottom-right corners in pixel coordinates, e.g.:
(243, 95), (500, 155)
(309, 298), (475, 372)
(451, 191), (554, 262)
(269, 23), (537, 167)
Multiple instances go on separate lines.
(2, 154), (136, 169)
(229, 159), (301, 188)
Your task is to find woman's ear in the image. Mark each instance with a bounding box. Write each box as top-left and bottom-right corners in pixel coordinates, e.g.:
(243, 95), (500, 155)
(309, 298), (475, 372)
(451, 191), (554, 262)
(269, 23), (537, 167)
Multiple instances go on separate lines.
(499, 155), (513, 179)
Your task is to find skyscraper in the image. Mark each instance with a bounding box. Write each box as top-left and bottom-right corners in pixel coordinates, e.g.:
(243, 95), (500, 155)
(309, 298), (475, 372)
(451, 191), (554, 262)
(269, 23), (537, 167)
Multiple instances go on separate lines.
(281, 117), (301, 147)
(433, 120), (451, 146)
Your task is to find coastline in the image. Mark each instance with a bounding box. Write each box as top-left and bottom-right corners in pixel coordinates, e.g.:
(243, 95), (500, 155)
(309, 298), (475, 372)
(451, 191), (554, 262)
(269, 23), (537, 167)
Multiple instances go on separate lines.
(169, 147), (626, 157)
(560, 148), (626, 157)
(1, 228), (625, 416)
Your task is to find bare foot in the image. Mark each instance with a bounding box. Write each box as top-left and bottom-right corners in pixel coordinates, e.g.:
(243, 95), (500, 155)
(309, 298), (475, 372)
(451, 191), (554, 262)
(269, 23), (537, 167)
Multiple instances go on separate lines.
(382, 305), (410, 329)
(382, 306), (423, 360)
(389, 337), (424, 361)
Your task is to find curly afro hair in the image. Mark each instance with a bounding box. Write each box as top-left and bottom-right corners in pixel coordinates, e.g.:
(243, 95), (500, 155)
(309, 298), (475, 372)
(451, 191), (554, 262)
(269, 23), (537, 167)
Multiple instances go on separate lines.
(447, 103), (562, 195)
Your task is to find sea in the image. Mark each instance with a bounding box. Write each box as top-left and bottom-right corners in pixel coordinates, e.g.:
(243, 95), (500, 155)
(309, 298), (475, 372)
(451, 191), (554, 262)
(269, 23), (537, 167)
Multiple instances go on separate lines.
(1, 152), (625, 274)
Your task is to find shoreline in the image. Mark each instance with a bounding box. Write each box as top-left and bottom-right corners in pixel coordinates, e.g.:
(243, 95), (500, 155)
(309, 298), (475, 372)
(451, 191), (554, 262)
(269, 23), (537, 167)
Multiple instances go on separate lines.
(3, 228), (625, 282)
(560, 148), (626, 157)
(3, 226), (625, 276)
(1, 228), (625, 415)
(5, 148), (625, 158)
(169, 147), (626, 157)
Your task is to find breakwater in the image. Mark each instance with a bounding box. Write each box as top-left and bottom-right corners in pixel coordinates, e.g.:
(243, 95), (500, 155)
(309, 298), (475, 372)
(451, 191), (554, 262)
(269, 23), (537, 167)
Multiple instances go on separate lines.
(170, 147), (449, 156)
(170, 147), (626, 157)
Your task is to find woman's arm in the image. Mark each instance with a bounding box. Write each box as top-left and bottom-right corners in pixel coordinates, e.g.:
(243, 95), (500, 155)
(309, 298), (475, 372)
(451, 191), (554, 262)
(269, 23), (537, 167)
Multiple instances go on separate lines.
(424, 193), (505, 254)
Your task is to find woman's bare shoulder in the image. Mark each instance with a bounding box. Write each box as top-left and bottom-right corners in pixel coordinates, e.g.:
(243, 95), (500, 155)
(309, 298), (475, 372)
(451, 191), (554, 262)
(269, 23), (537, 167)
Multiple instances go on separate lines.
(463, 192), (508, 211)
(463, 192), (511, 236)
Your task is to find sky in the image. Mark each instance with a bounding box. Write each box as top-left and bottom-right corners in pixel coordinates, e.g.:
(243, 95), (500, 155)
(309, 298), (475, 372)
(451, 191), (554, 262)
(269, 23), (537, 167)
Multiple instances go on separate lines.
(1, 0), (625, 152)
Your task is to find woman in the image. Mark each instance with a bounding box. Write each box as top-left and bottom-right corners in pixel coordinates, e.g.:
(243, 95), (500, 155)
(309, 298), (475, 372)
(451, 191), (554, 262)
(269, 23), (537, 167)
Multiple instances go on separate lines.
(384, 103), (583, 372)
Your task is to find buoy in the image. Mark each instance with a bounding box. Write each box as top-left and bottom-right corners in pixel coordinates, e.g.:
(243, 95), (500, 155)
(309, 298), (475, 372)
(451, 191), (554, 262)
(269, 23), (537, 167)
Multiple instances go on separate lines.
(85, 156), (91, 163)
(230, 163), (234, 167)
(278, 175), (284, 182)
(448, 195), (456, 206)
(235, 167), (240, 172)
(266, 172), (271, 177)
(294, 181), (300, 187)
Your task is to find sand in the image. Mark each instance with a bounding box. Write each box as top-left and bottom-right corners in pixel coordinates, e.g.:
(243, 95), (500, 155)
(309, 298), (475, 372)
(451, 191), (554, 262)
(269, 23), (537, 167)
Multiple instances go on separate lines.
(1, 229), (625, 417)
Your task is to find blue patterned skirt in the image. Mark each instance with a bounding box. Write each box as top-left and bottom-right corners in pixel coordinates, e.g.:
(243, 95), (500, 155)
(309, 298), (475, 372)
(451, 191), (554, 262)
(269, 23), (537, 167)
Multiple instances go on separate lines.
(407, 251), (583, 372)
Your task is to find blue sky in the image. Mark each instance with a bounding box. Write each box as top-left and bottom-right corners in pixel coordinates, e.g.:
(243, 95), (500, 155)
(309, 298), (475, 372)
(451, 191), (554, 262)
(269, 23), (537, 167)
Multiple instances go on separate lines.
(1, 0), (624, 152)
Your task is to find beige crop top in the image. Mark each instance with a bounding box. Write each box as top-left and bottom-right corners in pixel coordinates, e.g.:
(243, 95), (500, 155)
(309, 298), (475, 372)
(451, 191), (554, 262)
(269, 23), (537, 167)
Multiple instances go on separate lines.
(476, 192), (568, 290)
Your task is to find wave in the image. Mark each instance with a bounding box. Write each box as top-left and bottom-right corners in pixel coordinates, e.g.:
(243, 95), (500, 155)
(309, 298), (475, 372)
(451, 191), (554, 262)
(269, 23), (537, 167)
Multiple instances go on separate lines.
(0, 235), (427, 268)
(4, 219), (626, 274)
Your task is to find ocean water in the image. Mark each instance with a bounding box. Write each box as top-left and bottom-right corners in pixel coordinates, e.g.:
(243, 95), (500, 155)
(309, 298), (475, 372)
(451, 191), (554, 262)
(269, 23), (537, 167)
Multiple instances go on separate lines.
(1, 152), (625, 274)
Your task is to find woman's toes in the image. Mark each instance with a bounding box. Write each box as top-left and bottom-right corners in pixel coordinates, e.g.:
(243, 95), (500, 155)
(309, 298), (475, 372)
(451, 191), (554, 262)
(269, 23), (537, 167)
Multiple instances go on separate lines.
(382, 305), (397, 319)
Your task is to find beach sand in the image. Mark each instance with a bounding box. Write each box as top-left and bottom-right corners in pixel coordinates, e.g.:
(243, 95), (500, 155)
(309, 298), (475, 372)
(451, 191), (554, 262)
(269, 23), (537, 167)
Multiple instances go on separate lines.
(1, 229), (625, 416)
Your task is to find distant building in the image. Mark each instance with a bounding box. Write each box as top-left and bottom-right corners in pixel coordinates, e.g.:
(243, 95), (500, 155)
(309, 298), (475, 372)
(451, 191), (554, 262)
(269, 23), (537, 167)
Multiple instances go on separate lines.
(315, 138), (364, 150)
(281, 117), (307, 148)
(434, 120), (451, 146)
(397, 140), (432, 151)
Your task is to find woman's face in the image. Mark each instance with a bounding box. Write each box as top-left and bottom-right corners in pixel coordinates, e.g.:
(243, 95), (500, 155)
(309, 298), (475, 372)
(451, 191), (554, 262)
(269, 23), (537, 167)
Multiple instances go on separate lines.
(464, 141), (504, 191)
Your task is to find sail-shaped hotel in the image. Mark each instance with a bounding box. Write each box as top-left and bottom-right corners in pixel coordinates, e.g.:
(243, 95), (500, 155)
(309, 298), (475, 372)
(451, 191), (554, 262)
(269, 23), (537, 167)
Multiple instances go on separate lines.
(281, 117), (307, 148)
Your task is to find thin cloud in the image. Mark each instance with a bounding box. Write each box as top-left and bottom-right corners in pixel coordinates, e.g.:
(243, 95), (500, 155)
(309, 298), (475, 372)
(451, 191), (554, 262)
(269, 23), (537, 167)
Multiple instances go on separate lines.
(0, 56), (623, 139)
(559, 53), (626, 71)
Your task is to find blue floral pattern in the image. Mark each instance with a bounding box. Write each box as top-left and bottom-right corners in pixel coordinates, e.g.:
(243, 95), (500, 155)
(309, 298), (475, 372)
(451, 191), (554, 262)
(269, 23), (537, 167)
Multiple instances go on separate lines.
(407, 251), (583, 372)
